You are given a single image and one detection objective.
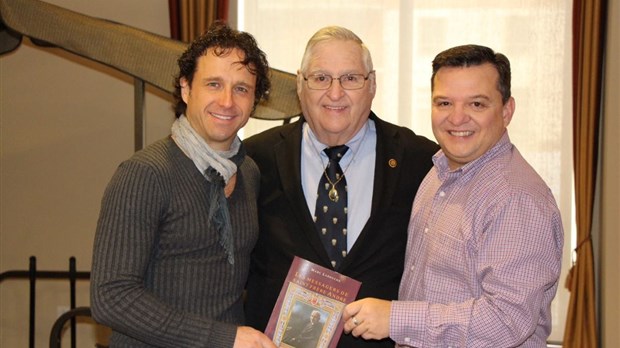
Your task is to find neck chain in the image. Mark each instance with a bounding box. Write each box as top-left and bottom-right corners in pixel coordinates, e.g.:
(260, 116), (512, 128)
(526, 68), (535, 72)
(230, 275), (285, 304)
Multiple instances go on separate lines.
(310, 125), (369, 202)
(325, 164), (345, 202)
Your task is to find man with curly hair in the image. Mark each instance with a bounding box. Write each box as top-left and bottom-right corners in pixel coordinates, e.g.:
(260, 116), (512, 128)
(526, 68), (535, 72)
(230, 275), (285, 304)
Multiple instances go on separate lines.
(91, 22), (276, 348)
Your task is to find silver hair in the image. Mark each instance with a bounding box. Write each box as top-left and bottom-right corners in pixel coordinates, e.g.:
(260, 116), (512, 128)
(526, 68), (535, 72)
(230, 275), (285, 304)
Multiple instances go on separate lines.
(299, 26), (374, 74)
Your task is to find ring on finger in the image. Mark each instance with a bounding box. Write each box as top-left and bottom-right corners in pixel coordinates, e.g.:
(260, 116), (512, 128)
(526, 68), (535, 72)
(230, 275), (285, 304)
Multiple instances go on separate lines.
(352, 316), (359, 326)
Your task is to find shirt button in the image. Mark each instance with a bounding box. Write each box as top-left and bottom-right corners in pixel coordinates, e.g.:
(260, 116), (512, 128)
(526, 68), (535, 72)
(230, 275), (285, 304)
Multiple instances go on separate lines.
(424, 227), (429, 234)
(439, 191), (446, 197)
(410, 265), (415, 271)
(404, 337), (411, 343)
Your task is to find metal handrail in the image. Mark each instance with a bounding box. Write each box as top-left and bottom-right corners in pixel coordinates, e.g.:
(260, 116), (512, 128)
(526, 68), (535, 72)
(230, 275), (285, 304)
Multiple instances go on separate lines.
(0, 257), (90, 348)
(0, 0), (301, 129)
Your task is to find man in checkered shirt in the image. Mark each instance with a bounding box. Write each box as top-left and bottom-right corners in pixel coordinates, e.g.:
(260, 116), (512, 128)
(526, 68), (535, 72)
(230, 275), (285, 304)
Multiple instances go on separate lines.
(342, 44), (563, 348)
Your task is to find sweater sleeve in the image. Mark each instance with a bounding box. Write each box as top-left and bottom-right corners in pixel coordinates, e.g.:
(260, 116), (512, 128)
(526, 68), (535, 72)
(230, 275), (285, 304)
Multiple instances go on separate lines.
(90, 159), (237, 347)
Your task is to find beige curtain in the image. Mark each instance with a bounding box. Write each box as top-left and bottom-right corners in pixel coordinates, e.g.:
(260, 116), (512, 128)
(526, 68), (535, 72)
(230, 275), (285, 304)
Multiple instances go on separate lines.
(563, 0), (606, 346)
(169, 0), (229, 42)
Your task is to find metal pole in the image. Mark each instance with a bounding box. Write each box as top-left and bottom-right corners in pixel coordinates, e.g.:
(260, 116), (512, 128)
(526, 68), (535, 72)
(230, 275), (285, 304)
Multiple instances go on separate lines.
(70, 257), (77, 348)
(134, 78), (146, 151)
(28, 256), (36, 348)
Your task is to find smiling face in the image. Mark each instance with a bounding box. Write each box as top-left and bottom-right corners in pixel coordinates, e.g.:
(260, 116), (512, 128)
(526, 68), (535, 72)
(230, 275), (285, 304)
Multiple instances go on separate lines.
(310, 311), (321, 324)
(181, 47), (256, 151)
(297, 39), (376, 146)
(431, 63), (515, 169)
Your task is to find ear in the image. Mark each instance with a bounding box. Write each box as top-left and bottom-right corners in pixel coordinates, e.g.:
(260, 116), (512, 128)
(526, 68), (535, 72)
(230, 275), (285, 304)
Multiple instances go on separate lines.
(368, 75), (377, 96)
(502, 96), (515, 127)
(180, 77), (190, 104)
(296, 70), (304, 97)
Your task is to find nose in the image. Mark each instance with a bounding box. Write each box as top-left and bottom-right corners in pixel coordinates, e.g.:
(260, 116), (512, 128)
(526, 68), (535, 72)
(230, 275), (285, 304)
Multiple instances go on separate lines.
(326, 78), (345, 99)
(448, 104), (470, 125)
(218, 88), (234, 108)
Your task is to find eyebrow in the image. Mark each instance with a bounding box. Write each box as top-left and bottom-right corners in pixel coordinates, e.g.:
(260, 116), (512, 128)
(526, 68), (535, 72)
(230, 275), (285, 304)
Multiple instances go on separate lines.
(200, 76), (222, 84)
(469, 94), (491, 101)
(307, 70), (362, 76)
(200, 77), (255, 88)
(431, 94), (492, 102)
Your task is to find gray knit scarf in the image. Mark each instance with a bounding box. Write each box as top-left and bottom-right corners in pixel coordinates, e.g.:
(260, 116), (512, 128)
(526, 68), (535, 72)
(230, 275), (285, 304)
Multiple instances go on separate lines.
(171, 115), (245, 264)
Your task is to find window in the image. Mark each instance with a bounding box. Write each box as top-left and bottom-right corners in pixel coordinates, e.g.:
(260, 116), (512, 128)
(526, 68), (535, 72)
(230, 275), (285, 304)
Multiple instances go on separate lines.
(239, 1), (573, 342)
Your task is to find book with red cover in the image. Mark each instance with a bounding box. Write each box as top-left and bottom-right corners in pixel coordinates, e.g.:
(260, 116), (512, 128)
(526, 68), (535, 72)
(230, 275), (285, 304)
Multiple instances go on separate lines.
(265, 256), (362, 348)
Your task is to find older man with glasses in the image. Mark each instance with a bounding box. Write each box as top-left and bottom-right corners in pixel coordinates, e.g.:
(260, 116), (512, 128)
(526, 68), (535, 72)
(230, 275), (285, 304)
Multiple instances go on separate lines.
(243, 25), (438, 348)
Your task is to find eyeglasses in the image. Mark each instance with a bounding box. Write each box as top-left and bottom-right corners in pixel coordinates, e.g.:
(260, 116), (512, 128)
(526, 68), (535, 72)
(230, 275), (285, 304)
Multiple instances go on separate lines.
(303, 71), (375, 90)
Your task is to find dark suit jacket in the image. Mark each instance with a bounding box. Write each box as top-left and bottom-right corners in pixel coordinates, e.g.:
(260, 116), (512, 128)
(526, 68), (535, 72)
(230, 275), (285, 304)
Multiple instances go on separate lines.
(283, 321), (323, 348)
(244, 112), (439, 348)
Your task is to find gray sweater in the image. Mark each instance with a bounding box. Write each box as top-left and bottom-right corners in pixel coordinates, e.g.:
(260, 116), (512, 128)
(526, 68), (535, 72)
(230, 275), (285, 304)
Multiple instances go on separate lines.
(91, 137), (259, 347)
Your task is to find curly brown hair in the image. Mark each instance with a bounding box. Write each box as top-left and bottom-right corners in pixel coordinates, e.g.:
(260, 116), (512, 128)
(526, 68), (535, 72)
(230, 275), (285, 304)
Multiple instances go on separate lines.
(173, 21), (271, 117)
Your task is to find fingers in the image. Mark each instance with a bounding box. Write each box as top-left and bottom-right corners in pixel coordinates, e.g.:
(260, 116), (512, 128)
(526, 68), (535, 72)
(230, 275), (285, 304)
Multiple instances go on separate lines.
(346, 315), (385, 340)
(342, 300), (361, 322)
(346, 316), (361, 333)
(343, 314), (362, 334)
(233, 326), (277, 348)
(342, 300), (363, 334)
(342, 298), (391, 340)
(260, 337), (277, 348)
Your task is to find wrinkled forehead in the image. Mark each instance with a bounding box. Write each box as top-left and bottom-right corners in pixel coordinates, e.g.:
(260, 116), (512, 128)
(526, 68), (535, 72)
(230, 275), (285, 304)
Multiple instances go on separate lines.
(303, 40), (368, 74)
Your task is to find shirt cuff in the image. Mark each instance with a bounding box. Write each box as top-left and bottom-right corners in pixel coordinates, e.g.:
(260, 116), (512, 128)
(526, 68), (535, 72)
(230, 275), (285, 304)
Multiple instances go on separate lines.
(390, 300), (427, 347)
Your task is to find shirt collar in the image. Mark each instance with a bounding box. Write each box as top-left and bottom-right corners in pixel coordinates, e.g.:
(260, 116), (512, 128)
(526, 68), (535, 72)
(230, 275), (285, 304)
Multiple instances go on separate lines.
(303, 120), (370, 157)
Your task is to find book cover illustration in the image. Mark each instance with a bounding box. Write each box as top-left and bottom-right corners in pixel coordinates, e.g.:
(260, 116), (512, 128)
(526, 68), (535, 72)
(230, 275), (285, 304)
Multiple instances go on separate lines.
(265, 256), (361, 348)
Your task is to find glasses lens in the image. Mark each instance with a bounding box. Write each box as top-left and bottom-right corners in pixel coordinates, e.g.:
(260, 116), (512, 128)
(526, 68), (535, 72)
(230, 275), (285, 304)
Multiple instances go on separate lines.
(307, 74), (332, 89)
(306, 73), (368, 90)
(340, 74), (364, 89)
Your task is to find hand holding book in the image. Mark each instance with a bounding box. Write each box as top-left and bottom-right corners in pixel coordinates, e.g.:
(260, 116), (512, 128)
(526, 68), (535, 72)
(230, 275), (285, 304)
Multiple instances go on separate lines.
(342, 298), (392, 341)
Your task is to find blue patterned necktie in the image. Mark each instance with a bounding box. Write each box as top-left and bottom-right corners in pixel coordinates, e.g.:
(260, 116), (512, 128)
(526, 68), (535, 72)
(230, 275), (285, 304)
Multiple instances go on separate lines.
(314, 145), (349, 269)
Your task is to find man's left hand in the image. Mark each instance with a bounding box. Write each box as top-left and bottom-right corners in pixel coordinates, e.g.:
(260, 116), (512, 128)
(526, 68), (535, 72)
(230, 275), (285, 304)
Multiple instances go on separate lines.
(342, 298), (391, 340)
